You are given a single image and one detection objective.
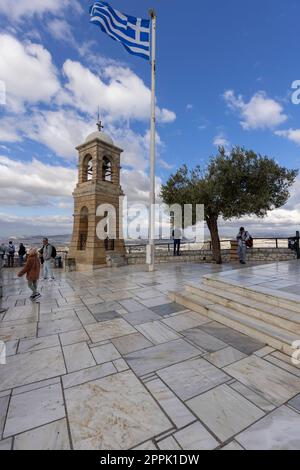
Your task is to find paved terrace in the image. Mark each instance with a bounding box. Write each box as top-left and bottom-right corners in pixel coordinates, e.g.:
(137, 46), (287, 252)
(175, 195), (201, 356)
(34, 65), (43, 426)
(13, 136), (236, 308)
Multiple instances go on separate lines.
(0, 262), (300, 450)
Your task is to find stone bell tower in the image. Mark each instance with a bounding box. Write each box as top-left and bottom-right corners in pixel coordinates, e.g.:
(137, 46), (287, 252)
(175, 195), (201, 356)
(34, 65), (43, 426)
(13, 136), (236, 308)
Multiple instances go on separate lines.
(68, 122), (126, 271)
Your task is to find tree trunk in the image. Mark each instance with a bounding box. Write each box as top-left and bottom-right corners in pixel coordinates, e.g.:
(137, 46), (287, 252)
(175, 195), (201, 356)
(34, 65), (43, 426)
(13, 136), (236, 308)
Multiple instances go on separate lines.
(206, 216), (222, 264)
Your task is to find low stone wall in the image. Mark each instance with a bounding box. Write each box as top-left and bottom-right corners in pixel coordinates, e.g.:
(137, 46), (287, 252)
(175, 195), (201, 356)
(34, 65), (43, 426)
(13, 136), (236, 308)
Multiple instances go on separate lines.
(246, 248), (297, 262)
(126, 247), (296, 265)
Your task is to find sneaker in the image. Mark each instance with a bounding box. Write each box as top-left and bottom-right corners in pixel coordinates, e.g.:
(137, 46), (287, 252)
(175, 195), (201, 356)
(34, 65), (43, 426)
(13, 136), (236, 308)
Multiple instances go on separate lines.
(32, 293), (41, 301)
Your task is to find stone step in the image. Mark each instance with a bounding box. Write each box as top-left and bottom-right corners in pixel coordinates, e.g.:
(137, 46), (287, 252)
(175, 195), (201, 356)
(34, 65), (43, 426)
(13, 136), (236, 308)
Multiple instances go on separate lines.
(202, 275), (300, 314)
(185, 283), (300, 334)
(170, 291), (297, 356)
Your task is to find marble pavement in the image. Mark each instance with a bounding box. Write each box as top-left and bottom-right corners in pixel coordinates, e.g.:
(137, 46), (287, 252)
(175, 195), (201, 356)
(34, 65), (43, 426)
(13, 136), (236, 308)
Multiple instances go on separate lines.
(1, 261), (300, 450)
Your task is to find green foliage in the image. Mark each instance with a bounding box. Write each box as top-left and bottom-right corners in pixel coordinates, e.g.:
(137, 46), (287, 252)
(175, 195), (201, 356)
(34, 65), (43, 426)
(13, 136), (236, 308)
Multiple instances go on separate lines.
(160, 147), (298, 223)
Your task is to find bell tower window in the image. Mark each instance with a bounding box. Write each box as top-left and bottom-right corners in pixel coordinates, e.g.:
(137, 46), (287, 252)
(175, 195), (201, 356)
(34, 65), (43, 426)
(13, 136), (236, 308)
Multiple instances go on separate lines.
(102, 157), (112, 182)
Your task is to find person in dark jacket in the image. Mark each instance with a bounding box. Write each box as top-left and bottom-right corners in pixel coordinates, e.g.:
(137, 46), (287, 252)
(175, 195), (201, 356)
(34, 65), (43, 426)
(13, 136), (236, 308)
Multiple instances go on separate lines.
(18, 243), (26, 267)
(7, 241), (15, 267)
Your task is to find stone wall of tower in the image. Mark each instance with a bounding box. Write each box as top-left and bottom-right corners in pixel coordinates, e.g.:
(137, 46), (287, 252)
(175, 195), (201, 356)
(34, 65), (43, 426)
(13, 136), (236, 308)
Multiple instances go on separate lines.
(69, 135), (126, 271)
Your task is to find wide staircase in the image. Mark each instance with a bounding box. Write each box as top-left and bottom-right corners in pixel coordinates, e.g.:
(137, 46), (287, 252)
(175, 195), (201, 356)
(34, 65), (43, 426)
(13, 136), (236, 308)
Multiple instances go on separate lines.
(169, 274), (300, 356)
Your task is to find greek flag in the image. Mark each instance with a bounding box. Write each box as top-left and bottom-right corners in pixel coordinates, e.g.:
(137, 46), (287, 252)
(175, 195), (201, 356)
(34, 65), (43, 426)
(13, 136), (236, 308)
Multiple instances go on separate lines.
(89, 2), (151, 60)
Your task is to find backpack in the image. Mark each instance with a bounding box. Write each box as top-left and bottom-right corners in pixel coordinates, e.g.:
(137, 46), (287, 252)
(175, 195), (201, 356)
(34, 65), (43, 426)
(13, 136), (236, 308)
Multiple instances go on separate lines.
(245, 235), (253, 248)
(8, 245), (15, 254)
(51, 246), (57, 259)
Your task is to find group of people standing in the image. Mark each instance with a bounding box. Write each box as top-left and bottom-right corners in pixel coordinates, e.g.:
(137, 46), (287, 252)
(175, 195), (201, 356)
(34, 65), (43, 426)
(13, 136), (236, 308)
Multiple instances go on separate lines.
(0, 238), (56, 302)
(0, 241), (26, 267)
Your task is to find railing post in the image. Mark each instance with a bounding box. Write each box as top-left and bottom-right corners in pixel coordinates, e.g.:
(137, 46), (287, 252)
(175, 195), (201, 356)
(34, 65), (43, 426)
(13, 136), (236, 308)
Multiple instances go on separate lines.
(276, 238), (278, 249)
(296, 231), (300, 259)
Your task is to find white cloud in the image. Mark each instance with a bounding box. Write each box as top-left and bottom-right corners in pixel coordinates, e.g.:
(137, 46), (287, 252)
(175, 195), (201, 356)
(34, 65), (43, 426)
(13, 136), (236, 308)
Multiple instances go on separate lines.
(21, 109), (95, 159)
(58, 60), (176, 123)
(0, 155), (76, 206)
(47, 18), (74, 43)
(0, 0), (82, 21)
(186, 104), (193, 111)
(0, 34), (60, 111)
(275, 129), (300, 146)
(224, 90), (288, 130)
(213, 132), (230, 148)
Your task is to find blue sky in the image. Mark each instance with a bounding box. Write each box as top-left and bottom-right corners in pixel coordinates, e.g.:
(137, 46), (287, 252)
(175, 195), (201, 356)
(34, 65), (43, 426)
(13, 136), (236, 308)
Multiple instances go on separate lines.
(0, 0), (300, 238)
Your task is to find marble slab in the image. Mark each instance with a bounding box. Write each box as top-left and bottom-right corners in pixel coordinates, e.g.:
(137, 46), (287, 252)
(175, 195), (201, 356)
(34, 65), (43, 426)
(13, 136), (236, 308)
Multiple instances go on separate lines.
(62, 362), (116, 389)
(75, 308), (96, 325)
(65, 370), (172, 450)
(0, 322), (37, 342)
(158, 436), (181, 450)
(0, 395), (10, 437)
(134, 440), (157, 450)
(12, 377), (60, 396)
(151, 303), (185, 317)
(174, 421), (218, 450)
(140, 296), (172, 308)
(182, 327), (227, 352)
(122, 309), (161, 326)
(125, 339), (200, 376)
(4, 383), (65, 437)
(221, 441), (244, 450)
(146, 378), (195, 428)
(86, 318), (136, 343)
(13, 418), (70, 450)
(93, 311), (121, 322)
(63, 342), (96, 373)
(38, 317), (82, 337)
(288, 394), (300, 412)
(118, 299), (144, 312)
(112, 332), (153, 355)
(59, 329), (90, 346)
(162, 311), (210, 332)
(0, 438), (12, 450)
(236, 406), (300, 450)
(113, 358), (129, 372)
(157, 357), (230, 401)
(0, 346), (66, 392)
(91, 343), (121, 364)
(224, 356), (300, 406)
(200, 322), (264, 354)
(187, 384), (264, 441)
(136, 321), (180, 345)
(18, 335), (60, 354)
(229, 381), (276, 412)
(205, 347), (247, 368)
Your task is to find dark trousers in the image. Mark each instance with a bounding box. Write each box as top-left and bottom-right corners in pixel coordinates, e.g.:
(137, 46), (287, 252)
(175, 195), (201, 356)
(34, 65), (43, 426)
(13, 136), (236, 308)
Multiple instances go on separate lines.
(173, 239), (181, 256)
(7, 254), (14, 267)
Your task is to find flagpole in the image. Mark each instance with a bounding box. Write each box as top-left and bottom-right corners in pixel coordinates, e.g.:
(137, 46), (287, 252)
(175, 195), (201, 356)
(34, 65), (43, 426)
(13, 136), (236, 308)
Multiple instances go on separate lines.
(147, 8), (157, 272)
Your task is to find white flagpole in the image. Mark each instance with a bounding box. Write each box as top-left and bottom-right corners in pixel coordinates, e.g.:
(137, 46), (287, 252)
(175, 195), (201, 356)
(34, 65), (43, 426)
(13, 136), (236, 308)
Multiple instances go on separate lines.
(147, 8), (157, 272)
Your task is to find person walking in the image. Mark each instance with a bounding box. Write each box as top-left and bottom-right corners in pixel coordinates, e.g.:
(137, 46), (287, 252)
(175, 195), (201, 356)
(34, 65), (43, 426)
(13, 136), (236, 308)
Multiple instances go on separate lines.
(236, 227), (252, 264)
(41, 238), (55, 280)
(172, 227), (182, 256)
(7, 241), (16, 267)
(18, 243), (26, 267)
(17, 248), (41, 301)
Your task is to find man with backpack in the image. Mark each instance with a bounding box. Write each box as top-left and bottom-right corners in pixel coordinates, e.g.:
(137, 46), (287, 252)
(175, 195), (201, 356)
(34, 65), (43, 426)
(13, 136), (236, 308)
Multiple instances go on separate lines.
(236, 227), (253, 264)
(41, 237), (56, 280)
(7, 241), (16, 268)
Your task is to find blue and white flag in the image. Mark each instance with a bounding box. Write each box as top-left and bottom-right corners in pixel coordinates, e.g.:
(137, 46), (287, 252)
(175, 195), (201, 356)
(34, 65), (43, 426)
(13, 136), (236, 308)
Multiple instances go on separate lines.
(89, 2), (151, 60)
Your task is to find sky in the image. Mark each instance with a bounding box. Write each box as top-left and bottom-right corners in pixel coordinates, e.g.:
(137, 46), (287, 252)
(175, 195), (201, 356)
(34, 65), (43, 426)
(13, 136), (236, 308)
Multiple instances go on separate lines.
(0, 0), (300, 239)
